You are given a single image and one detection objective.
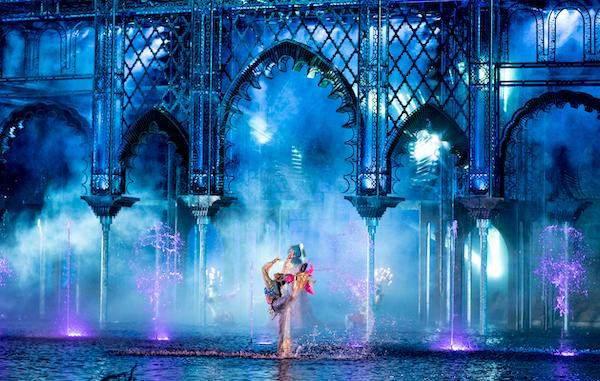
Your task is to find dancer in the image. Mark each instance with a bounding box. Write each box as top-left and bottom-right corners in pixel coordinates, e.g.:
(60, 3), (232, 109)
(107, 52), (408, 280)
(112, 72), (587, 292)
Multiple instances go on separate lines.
(262, 247), (313, 357)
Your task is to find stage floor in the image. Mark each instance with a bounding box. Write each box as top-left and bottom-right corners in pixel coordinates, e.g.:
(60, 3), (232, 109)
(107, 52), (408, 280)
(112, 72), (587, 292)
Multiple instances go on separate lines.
(1, 327), (600, 380)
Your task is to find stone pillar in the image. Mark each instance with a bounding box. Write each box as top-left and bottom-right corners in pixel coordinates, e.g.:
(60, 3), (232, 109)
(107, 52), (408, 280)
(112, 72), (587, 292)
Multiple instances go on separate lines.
(477, 218), (490, 335)
(366, 217), (378, 334)
(466, 231), (473, 328)
(82, 195), (138, 327)
(345, 195), (403, 340)
(181, 195), (235, 326)
(458, 196), (502, 335)
(99, 215), (111, 327)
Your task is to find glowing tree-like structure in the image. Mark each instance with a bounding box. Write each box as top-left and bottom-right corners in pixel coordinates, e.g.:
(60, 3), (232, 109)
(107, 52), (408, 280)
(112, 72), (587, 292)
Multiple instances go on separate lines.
(133, 222), (184, 338)
(536, 225), (589, 333)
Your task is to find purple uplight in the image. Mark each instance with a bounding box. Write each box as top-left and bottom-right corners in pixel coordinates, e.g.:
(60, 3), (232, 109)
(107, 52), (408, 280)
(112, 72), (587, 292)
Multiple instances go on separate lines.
(433, 337), (475, 352)
(432, 329), (476, 352)
(152, 325), (171, 341)
(62, 323), (89, 338)
(535, 225), (589, 317)
(66, 328), (86, 338)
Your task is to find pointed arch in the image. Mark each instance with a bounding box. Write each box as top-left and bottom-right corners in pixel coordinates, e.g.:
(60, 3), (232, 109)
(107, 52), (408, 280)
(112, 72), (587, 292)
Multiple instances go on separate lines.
(383, 104), (468, 191)
(497, 90), (600, 197)
(218, 39), (358, 193)
(118, 107), (189, 192)
(0, 102), (90, 164)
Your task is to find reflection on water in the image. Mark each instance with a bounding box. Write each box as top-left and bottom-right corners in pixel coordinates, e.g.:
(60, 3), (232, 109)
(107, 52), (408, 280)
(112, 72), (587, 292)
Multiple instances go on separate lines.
(1, 329), (600, 380)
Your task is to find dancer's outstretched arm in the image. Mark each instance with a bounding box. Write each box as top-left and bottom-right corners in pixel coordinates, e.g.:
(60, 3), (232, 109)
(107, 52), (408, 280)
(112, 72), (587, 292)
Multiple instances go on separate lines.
(262, 257), (279, 288)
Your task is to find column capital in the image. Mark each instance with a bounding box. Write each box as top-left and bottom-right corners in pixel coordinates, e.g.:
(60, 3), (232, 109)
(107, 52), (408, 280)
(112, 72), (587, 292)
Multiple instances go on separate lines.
(81, 195), (139, 225)
(180, 195), (236, 223)
(457, 196), (503, 221)
(344, 195), (404, 220)
(546, 199), (592, 223)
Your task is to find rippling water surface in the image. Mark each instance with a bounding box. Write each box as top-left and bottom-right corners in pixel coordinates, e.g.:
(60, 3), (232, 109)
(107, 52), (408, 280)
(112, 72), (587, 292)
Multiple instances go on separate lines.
(1, 327), (600, 380)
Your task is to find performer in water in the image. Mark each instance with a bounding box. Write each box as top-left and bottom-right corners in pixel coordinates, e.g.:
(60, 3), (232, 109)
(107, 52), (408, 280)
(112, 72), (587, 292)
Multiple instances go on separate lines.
(262, 245), (313, 357)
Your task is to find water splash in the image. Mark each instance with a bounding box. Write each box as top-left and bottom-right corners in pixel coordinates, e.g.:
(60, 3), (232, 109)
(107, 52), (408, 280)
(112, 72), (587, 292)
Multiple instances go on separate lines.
(132, 222), (184, 338)
(535, 225), (589, 317)
(432, 329), (476, 352)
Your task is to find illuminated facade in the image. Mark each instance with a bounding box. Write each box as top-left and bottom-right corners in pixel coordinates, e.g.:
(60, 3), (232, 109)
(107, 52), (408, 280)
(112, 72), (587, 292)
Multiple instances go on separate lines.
(0, 0), (599, 333)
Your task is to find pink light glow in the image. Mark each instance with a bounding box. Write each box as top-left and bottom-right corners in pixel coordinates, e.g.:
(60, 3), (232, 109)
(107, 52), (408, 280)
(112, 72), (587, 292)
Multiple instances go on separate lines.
(432, 332), (476, 352)
(65, 327), (87, 337)
(536, 225), (589, 317)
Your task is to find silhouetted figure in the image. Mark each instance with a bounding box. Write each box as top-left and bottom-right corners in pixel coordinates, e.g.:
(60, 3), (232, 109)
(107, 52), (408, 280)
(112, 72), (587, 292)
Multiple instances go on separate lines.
(547, 145), (584, 200)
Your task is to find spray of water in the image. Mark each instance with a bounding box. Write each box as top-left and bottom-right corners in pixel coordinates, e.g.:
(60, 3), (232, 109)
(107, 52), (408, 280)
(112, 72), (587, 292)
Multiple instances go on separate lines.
(132, 222), (184, 340)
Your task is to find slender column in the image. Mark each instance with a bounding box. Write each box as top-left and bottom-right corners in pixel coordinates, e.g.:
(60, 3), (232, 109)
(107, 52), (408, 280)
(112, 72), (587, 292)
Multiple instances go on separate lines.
(192, 213), (209, 326)
(38, 219), (45, 317)
(76, 243), (81, 317)
(426, 221), (432, 325)
(562, 222), (569, 334)
(154, 227), (161, 321)
(66, 221), (73, 332)
(366, 217), (378, 337)
(458, 196), (501, 335)
(466, 232), (473, 327)
(99, 216), (111, 327)
(181, 195), (235, 326)
(345, 195), (403, 341)
(448, 221), (457, 330)
(445, 224), (452, 324)
(82, 195), (138, 328)
(477, 218), (490, 335)
(418, 206), (423, 321)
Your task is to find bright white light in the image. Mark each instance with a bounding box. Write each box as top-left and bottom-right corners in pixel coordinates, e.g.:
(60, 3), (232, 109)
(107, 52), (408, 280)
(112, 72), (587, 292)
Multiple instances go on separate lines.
(464, 226), (507, 279)
(555, 10), (582, 49)
(412, 130), (442, 162)
(487, 228), (504, 278)
(478, 66), (487, 83)
(249, 115), (272, 145)
(66, 329), (85, 337)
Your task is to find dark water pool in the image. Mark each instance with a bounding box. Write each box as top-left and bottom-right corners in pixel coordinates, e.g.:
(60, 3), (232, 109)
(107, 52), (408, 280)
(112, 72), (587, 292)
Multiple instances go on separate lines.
(1, 328), (600, 380)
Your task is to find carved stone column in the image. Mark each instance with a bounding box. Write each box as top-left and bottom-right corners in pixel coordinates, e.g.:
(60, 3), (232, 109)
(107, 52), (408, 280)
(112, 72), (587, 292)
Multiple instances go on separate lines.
(458, 196), (502, 335)
(345, 195), (403, 339)
(180, 195), (235, 325)
(82, 195), (138, 327)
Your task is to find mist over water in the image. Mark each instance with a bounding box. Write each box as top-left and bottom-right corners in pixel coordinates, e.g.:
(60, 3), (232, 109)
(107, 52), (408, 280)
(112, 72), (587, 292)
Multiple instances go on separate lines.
(2, 8), (600, 381)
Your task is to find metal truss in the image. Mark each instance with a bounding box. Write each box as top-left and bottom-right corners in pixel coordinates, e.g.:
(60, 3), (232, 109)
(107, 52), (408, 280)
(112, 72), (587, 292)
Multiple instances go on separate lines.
(0, 0), (597, 203)
(122, 13), (193, 130)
